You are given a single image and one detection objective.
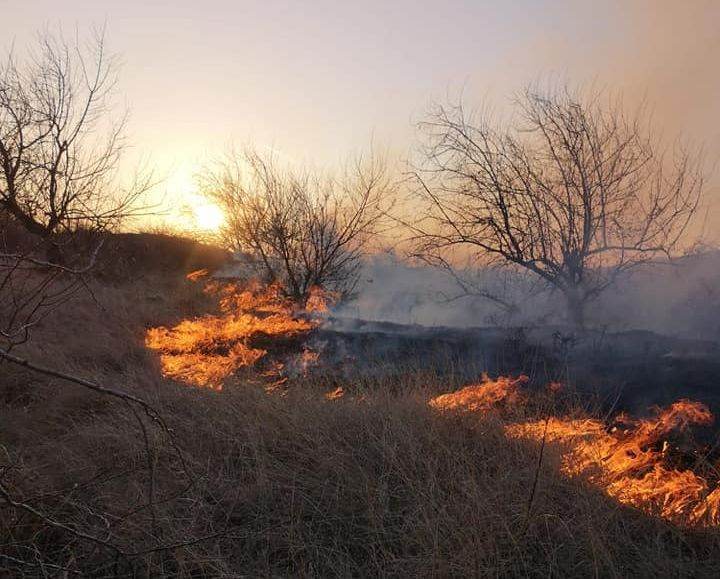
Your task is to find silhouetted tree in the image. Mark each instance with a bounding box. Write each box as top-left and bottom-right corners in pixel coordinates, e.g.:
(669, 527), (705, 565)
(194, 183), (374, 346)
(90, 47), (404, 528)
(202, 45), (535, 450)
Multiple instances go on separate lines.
(0, 28), (150, 257)
(411, 85), (704, 328)
(0, 27), (153, 346)
(202, 148), (392, 302)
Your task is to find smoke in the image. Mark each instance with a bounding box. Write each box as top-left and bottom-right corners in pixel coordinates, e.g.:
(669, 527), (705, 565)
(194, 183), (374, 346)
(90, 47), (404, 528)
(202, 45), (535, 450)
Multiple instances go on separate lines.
(334, 253), (529, 327)
(517, 1), (719, 138)
(338, 252), (720, 340)
(352, 2), (720, 335)
(592, 251), (720, 340)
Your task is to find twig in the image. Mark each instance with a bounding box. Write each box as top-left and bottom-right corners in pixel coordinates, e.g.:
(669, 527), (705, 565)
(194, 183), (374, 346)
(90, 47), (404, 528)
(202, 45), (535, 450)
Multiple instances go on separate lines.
(521, 414), (550, 534)
(0, 552), (81, 576)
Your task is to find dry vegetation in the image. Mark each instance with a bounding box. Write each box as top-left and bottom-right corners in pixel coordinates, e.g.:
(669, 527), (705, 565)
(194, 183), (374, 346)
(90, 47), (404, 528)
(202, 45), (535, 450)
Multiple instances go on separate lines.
(2, 239), (720, 577)
(2, 29), (719, 577)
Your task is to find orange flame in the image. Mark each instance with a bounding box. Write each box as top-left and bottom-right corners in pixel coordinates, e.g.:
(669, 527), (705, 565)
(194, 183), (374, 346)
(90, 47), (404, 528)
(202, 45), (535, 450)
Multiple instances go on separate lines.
(507, 400), (720, 526)
(186, 269), (210, 282)
(430, 376), (720, 527)
(145, 280), (320, 389)
(325, 386), (345, 401)
(298, 347), (320, 374)
(305, 285), (337, 314)
(429, 374), (528, 413)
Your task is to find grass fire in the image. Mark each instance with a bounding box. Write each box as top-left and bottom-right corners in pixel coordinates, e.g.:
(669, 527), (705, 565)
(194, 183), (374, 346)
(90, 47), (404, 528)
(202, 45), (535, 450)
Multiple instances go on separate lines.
(145, 276), (330, 389)
(4, 6), (720, 577)
(431, 375), (720, 528)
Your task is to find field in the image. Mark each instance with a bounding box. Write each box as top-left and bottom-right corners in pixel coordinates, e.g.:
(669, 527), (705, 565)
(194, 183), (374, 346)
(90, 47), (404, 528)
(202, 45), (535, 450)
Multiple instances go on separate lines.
(2, 234), (720, 577)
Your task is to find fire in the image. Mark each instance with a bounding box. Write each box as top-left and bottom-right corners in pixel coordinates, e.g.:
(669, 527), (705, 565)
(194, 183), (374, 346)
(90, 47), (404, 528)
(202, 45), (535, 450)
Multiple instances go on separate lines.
(430, 376), (720, 527)
(507, 400), (720, 526)
(325, 386), (345, 400)
(186, 269), (210, 282)
(429, 374), (528, 413)
(145, 279), (324, 389)
(305, 285), (337, 313)
(298, 347), (320, 373)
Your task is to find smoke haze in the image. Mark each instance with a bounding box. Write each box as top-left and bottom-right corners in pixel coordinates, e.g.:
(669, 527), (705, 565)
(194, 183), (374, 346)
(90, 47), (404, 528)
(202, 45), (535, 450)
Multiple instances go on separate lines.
(4, 1), (719, 233)
(339, 252), (720, 341)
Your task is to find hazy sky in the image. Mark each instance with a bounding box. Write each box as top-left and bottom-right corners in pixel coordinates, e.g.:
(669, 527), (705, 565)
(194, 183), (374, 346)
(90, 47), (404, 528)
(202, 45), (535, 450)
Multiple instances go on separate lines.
(4, 0), (720, 230)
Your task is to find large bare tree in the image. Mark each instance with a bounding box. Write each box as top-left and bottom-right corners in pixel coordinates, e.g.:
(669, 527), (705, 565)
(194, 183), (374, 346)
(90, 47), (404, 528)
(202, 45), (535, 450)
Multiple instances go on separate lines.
(411, 85), (704, 328)
(0, 31), (213, 573)
(0, 28), (150, 259)
(202, 148), (392, 302)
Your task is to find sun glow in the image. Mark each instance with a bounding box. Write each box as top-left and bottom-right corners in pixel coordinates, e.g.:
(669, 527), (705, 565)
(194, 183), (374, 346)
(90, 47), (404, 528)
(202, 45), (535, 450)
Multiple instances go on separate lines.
(194, 202), (225, 231)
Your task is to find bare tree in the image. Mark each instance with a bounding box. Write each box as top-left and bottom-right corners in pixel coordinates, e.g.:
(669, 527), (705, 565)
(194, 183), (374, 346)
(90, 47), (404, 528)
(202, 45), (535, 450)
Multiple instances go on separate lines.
(411, 85), (704, 328)
(202, 148), (392, 302)
(0, 27), (151, 260)
(0, 27), (152, 348)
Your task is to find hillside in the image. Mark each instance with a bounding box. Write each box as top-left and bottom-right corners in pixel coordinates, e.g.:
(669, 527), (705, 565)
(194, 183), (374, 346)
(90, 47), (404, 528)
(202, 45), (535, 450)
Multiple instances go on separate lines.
(2, 233), (720, 577)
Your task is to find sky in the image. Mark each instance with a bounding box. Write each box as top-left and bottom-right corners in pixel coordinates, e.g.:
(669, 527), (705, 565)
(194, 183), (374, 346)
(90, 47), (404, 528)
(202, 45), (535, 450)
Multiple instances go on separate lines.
(3, 0), (720, 233)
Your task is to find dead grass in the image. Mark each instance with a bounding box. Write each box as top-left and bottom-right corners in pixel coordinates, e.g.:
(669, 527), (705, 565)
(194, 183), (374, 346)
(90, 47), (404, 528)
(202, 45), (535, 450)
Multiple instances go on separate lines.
(2, 272), (720, 577)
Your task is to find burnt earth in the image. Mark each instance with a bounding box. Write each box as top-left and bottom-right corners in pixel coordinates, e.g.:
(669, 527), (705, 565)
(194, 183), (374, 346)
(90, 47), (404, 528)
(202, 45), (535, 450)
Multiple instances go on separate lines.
(312, 317), (720, 415)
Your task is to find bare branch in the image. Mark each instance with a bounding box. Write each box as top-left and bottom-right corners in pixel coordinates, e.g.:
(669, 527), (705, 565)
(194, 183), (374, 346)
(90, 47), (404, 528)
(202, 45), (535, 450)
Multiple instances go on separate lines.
(201, 146), (394, 302)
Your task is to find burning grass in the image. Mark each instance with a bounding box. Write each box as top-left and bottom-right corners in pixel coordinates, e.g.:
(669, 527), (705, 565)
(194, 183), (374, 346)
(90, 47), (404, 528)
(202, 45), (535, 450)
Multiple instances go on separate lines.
(145, 279), (332, 389)
(429, 373), (528, 412)
(4, 261), (720, 575)
(430, 376), (720, 528)
(507, 401), (720, 527)
(148, 275), (720, 530)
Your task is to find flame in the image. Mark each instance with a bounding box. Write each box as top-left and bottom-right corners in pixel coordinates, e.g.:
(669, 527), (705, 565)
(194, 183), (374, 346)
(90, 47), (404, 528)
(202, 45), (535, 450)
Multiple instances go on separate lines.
(547, 381), (563, 393)
(186, 269), (210, 282)
(298, 347), (320, 374)
(430, 376), (720, 527)
(429, 374), (528, 413)
(145, 280), (321, 389)
(325, 386), (345, 400)
(305, 285), (337, 313)
(507, 400), (720, 526)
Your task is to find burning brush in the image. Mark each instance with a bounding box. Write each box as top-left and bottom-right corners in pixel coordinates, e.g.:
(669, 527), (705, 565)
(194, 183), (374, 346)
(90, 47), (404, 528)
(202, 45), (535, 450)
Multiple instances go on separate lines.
(145, 275), (336, 389)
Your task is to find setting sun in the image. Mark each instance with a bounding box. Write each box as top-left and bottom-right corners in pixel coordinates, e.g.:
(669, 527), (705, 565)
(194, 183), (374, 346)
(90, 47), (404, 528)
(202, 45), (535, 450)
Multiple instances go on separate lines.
(194, 202), (225, 231)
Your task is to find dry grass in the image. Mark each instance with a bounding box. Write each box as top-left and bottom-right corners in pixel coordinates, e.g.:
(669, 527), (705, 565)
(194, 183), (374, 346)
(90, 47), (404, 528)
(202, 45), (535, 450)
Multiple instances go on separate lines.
(2, 272), (720, 577)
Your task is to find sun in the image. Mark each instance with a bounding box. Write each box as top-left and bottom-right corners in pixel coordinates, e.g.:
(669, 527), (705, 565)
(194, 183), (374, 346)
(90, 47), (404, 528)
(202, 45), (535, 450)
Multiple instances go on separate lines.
(194, 202), (225, 231)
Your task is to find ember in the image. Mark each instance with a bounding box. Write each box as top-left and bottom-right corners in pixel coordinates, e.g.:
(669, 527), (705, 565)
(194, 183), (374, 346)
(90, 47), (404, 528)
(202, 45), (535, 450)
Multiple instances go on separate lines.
(186, 268), (210, 282)
(325, 386), (345, 400)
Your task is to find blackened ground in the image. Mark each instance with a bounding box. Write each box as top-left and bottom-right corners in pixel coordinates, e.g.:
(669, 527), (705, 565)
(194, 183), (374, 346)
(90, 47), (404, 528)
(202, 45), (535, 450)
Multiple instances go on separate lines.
(314, 317), (720, 415)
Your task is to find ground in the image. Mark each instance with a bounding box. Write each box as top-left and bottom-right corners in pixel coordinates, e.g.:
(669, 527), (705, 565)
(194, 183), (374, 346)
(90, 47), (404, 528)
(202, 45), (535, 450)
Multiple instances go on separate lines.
(2, 233), (720, 577)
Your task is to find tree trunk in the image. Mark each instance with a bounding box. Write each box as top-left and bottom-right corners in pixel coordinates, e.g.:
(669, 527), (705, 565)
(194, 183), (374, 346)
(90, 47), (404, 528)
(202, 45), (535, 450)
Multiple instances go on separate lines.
(564, 289), (586, 330)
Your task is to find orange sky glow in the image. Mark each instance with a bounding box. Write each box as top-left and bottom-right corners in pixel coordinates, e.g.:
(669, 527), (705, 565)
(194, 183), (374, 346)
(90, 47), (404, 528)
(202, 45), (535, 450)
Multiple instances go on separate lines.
(3, 0), (719, 237)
